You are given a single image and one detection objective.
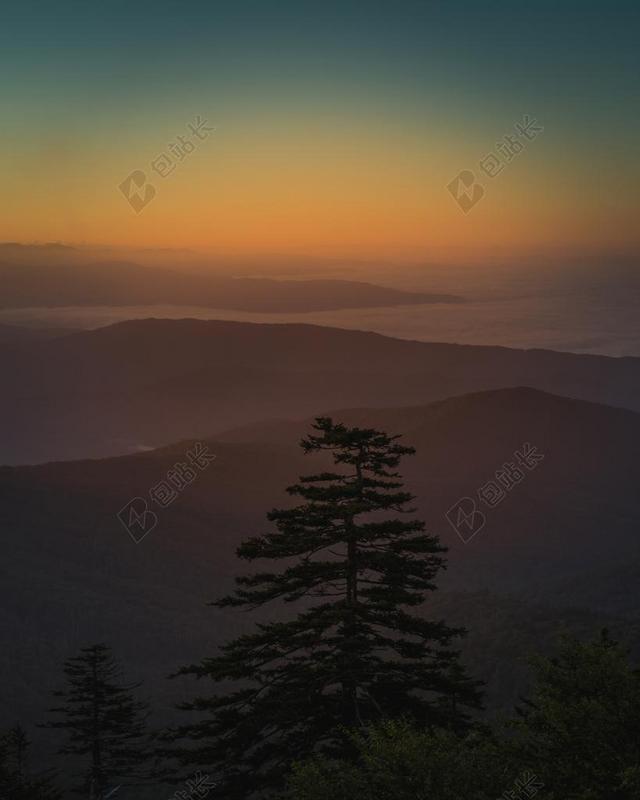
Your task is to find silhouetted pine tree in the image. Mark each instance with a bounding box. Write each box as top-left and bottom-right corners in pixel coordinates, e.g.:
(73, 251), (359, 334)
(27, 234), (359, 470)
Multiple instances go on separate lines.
(42, 644), (150, 799)
(0, 725), (60, 799)
(168, 417), (482, 797)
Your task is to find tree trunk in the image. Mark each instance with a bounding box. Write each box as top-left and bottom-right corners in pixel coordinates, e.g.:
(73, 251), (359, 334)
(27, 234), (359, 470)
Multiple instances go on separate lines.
(342, 448), (364, 727)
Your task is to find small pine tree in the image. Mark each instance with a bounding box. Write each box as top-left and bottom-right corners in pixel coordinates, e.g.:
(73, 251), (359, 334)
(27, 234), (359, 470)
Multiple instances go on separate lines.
(169, 417), (482, 797)
(510, 630), (640, 799)
(42, 644), (150, 799)
(0, 725), (60, 800)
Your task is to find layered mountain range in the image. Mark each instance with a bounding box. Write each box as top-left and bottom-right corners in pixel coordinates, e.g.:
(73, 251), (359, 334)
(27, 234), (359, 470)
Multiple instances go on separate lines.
(2, 318), (640, 464)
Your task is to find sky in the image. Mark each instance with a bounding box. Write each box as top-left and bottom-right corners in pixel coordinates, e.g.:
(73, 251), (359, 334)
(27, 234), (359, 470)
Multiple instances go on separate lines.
(2, 0), (639, 264)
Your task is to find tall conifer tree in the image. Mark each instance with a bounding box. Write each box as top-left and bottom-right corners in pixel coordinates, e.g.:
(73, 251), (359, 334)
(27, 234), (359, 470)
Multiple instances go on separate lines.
(170, 418), (481, 796)
(43, 644), (150, 799)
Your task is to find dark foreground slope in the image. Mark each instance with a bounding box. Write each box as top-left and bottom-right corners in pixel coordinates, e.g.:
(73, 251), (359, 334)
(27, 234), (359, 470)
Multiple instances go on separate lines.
(1, 387), (639, 731)
(1, 318), (640, 463)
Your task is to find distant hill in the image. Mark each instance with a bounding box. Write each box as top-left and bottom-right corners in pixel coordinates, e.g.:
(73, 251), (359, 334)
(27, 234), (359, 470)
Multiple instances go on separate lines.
(1, 318), (640, 463)
(0, 257), (458, 311)
(1, 387), (639, 732)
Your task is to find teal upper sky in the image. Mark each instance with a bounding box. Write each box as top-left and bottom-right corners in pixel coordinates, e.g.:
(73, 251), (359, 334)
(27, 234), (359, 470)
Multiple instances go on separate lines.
(3, 1), (638, 126)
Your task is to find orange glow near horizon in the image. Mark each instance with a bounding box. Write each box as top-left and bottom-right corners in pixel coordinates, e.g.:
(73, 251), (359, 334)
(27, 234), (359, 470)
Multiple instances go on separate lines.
(3, 114), (639, 265)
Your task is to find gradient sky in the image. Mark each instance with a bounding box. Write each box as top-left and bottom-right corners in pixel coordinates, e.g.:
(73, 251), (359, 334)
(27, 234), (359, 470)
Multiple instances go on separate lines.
(2, 0), (639, 263)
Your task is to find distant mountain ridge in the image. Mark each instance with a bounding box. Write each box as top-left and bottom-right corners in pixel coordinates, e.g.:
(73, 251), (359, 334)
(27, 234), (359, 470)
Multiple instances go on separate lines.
(1, 318), (640, 464)
(0, 258), (459, 311)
